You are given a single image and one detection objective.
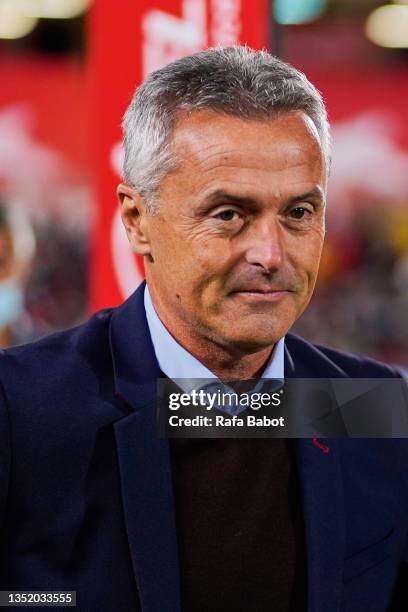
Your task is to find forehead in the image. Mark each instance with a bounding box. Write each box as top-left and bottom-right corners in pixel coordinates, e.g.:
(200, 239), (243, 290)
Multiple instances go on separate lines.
(166, 110), (326, 201)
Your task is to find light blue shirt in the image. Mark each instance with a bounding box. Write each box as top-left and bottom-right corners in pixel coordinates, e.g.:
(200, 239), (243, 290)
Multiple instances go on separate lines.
(144, 285), (285, 382)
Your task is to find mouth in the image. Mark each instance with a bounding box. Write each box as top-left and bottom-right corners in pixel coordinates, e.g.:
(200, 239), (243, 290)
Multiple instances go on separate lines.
(231, 289), (291, 302)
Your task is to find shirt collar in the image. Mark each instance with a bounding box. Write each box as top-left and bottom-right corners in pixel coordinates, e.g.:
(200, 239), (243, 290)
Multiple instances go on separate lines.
(144, 284), (285, 381)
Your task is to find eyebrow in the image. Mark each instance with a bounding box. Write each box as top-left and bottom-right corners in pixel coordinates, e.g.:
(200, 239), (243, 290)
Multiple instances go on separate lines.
(198, 190), (255, 208)
(287, 187), (324, 206)
(199, 187), (324, 210)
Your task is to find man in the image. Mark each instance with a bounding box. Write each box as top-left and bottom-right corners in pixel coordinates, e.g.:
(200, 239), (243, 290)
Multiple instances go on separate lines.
(0, 46), (408, 611)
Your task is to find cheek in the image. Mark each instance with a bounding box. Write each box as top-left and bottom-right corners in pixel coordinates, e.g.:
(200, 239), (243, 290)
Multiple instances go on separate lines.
(190, 236), (232, 274)
(304, 249), (324, 293)
(289, 235), (324, 285)
(153, 235), (212, 297)
(152, 226), (186, 266)
(191, 240), (218, 269)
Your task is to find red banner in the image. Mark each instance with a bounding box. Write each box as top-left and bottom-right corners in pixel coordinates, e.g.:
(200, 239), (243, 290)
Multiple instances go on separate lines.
(88, 0), (268, 310)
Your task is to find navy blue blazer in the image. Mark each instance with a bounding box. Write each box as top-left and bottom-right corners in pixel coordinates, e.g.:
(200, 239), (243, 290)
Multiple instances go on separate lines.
(1, 282), (408, 612)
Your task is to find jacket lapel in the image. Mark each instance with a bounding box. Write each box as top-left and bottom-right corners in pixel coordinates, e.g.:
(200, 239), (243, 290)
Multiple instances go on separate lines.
(109, 283), (181, 612)
(285, 336), (346, 612)
(295, 438), (345, 612)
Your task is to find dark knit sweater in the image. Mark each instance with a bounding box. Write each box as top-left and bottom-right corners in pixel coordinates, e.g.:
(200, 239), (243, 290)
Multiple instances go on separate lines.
(170, 438), (307, 611)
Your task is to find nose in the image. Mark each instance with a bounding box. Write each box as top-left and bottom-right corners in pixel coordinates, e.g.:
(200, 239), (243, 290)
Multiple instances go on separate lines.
(244, 217), (283, 272)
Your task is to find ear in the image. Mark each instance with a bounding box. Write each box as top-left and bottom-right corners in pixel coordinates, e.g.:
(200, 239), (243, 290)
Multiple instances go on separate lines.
(117, 183), (152, 256)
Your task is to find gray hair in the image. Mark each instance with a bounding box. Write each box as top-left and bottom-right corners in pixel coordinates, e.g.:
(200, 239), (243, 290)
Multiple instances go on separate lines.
(122, 45), (330, 211)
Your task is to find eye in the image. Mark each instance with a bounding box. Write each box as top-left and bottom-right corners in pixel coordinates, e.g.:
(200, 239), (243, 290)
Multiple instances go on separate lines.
(213, 209), (241, 222)
(289, 207), (312, 220)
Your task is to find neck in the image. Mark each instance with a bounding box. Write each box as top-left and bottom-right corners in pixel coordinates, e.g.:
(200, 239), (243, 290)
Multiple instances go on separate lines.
(191, 343), (274, 380)
(170, 331), (274, 380)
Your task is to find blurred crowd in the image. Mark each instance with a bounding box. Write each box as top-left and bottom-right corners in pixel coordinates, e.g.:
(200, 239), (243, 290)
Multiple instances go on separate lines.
(294, 200), (408, 369)
(0, 200), (87, 348)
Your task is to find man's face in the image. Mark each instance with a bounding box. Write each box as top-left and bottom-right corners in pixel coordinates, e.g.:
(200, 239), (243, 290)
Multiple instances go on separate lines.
(129, 110), (326, 353)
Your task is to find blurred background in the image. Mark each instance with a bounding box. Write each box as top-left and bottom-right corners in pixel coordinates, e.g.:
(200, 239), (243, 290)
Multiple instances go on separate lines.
(0, 0), (407, 368)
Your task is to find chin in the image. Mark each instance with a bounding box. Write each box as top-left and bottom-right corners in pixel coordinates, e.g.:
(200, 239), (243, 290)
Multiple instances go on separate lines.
(219, 327), (286, 354)
(219, 312), (293, 347)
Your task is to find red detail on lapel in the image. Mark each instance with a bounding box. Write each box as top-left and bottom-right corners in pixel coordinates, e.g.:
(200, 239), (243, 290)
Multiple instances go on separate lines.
(312, 438), (330, 454)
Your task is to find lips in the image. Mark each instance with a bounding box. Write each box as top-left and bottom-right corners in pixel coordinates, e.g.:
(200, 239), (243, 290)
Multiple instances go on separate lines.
(230, 287), (291, 294)
(229, 289), (291, 304)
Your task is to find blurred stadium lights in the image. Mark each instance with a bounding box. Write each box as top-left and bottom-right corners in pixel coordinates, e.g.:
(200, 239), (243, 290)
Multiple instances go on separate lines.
(0, 0), (91, 40)
(365, 3), (408, 48)
(0, 1), (38, 39)
(274, 0), (328, 25)
(19, 0), (92, 20)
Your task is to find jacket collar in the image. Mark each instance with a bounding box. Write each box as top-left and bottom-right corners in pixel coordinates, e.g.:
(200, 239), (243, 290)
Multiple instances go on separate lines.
(284, 334), (347, 378)
(109, 281), (160, 394)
